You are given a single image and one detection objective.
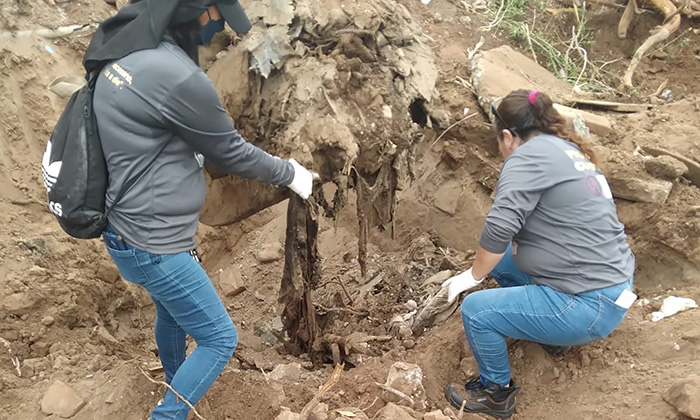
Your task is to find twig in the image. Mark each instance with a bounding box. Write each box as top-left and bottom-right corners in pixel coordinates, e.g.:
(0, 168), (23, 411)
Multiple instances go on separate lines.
(430, 113), (478, 149)
(299, 364), (344, 420)
(0, 337), (21, 377)
(315, 304), (369, 317)
(375, 382), (415, 406)
(260, 367), (270, 384)
(139, 367), (208, 420)
(458, 400), (467, 419)
(480, 0), (506, 31)
(359, 397), (379, 412)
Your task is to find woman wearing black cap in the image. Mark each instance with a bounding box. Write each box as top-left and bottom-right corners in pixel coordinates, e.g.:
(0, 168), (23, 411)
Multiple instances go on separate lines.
(86, 2), (315, 419)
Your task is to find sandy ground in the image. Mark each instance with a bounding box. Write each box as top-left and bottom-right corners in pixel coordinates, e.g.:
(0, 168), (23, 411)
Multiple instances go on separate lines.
(1, 0), (699, 420)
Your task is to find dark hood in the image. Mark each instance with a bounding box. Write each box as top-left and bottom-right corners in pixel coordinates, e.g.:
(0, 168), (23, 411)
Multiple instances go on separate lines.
(83, 0), (249, 74)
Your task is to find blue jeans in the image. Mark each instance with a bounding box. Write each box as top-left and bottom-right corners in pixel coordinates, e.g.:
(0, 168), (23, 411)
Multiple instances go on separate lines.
(105, 244), (238, 420)
(460, 245), (633, 386)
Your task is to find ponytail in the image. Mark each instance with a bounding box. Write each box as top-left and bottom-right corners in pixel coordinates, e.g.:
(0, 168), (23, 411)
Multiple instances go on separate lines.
(495, 89), (599, 166)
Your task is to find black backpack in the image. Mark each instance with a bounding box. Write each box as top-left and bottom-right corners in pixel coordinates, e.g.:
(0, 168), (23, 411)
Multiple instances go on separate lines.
(42, 71), (109, 239)
(42, 71), (164, 239)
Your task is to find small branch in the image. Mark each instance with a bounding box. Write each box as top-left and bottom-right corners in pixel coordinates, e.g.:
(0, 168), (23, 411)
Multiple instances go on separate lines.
(315, 304), (369, 317)
(299, 364), (344, 420)
(619, 0), (637, 39)
(360, 397), (379, 412)
(430, 113), (478, 149)
(375, 382), (415, 406)
(139, 367), (208, 420)
(0, 337), (21, 377)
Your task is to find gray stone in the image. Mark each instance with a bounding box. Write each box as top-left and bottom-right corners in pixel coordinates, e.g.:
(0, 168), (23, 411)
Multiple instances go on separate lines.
(374, 403), (420, 420)
(269, 363), (302, 382)
(274, 407), (299, 420)
(663, 376), (700, 419)
(471, 46), (612, 137)
(382, 362), (425, 405)
(423, 410), (451, 420)
(31, 341), (50, 357)
(2, 293), (36, 316)
(41, 316), (55, 326)
(218, 269), (246, 297)
(256, 242), (283, 263)
(645, 155), (688, 180)
(96, 262), (120, 284)
(41, 380), (86, 418)
(607, 176), (673, 204)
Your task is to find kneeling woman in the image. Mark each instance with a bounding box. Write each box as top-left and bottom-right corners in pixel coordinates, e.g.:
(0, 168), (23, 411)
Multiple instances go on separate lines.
(442, 89), (636, 419)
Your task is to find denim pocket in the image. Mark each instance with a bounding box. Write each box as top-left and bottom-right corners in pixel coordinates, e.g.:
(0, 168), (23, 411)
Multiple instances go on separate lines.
(587, 294), (628, 340)
(106, 246), (148, 286)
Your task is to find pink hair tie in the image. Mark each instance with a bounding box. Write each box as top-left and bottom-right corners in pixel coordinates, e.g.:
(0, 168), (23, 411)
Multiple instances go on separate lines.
(528, 90), (540, 106)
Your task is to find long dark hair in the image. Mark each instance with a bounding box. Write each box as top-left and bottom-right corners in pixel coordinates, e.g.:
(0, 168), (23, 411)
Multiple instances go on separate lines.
(494, 89), (598, 166)
(167, 20), (201, 65)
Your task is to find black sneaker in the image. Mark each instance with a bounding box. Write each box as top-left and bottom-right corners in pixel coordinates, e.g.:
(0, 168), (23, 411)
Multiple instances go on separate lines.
(445, 377), (520, 419)
(540, 344), (571, 357)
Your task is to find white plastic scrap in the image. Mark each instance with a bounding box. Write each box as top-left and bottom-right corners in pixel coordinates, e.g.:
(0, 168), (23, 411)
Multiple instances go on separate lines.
(651, 296), (698, 322)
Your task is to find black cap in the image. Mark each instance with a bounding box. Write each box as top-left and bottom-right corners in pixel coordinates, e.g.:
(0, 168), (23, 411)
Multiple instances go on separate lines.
(217, 0), (252, 34)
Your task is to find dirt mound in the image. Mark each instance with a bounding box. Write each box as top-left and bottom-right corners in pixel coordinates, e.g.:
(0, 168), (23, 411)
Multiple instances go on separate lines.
(1, 0), (699, 420)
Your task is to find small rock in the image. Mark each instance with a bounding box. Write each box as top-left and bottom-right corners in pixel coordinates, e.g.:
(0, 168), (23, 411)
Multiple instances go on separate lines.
(663, 376), (700, 419)
(405, 300), (418, 311)
(23, 357), (51, 377)
(41, 380), (86, 418)
(31, 341), (50, 357)
(402, 339), (416, 350)
(218, 269), (246, 297)
(424, 410), (451, 420)
(256, 242), (283, 263)
(28, 265), (49, 277)
(42, 316), (55, 326)
(269, 363), (302, 382)
(96, 262), (120, 284)
(375, 403), (419, 420)
(557, 371), (567, 384)
(382, 105), (393, 119)
(382, 362), (425, 405)
(645, 156), (688, 180)
(308, 403), (328, 420)
(580, 351), (591, 367)
(589, 348), (604, 359)
(334, 408), (370, 420)
(254, 291), (266, 301)
(607, 176), (673, 204)
(659, 89), (674, 102)
(440, 45), (467, 63)
(275, 407), (299, 420)
(2, 293), (36, 316)
(429, 109), (451, 128)
(552, 367), (560, 378)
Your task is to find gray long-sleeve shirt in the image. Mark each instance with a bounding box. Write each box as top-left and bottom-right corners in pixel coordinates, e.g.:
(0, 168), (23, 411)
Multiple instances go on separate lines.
(94, 38), (294, 254)
(480, 134), (635, 294)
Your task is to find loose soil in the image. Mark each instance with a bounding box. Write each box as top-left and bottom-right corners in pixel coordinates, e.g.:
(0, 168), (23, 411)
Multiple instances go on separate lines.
(1, 1), (699, 420)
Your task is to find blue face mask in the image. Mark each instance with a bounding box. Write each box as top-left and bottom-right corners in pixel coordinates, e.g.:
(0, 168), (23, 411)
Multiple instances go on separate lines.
(199, 17), (225, 46)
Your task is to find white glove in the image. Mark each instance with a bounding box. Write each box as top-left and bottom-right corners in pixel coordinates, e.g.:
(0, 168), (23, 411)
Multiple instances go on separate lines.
(441, 268), (484, 303)
(287, 158), (316, 199)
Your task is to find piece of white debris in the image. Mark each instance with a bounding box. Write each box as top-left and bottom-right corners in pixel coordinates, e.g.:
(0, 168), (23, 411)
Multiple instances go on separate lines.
(651, 296), (698, 322)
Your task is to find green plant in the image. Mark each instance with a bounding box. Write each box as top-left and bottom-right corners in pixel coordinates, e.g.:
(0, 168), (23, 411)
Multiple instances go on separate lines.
(482, 0), (611, 93)
(678, 37), (690, 48)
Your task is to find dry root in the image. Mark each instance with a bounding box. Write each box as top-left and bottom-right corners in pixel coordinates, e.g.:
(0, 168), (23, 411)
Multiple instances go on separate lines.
(620, 0), (682, 88)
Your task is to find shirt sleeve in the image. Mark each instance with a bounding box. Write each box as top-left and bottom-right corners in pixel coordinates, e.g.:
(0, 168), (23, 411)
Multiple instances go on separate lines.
(479, 147), (551, 253)
(159, 70), (294, 186)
